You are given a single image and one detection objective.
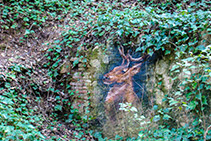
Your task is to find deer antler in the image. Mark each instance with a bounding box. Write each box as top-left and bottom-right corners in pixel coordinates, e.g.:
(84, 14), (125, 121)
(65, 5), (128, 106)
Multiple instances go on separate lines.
(119, 45), (149, 64)
(118, 45), (130, 66)
(118, 45), (127, 59)
(129, 53), (149, 62)
(128, 53), (149, 71)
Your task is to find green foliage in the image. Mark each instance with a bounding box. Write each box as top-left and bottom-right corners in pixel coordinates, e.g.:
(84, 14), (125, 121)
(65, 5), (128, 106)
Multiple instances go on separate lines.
(40, 0), (211, 140)
(0, 66), (45, 140)
(0, 0), (69, 30)
(43, 0), (211, 66)
(1, 0), (211, 140)
(138, 126), (205, 141)
(119, 102), (150, 127)
(166, 44), (211, 131)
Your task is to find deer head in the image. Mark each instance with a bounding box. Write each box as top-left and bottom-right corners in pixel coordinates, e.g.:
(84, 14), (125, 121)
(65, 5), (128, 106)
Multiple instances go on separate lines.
(103, 46), (148, 85)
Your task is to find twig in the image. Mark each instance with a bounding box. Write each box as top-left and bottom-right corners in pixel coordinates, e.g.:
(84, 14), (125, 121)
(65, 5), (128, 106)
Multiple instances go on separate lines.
(169, 41), (177, 48)
(204, 125), (211, 141)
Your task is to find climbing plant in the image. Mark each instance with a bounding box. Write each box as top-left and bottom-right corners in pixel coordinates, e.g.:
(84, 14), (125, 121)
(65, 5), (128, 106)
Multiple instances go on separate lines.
(0, 0), (211, 140)
(0, 66), (45, 140)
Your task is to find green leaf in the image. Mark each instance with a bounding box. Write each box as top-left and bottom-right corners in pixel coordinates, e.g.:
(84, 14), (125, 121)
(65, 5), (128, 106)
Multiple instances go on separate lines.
(202, 96), (208, 105)
(153, 115), (161, 122)
(163, 114), (171, 120)
(93, 132), (103, 139)
(192, 82), (197, 89)
(153, 105), (158, 110)
(73, 59), (79, 66)
(188, 101), (198, 110)
(11, 24), (17, 29)
(116, 29), (124, 36)
(115, 134), (123, 140)
(5, 82), (10, 88)
(170, 65), (180, 71)
(9, 74), (16, 79)
(54, 105), (62, 111)
(23, 17), (29, 22)
(165, 50), (171, 55)
(175, 91), (182, 96)
(25, 29), (31, 35)
(196, 45), (205, 51)
(169, 99), (179, 106)
(183, 69), (191, 75)
(99, 31), (105, 36)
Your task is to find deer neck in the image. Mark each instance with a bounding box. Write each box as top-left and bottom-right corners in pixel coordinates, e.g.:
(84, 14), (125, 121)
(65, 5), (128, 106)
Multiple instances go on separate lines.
(124, 77), (133, 87)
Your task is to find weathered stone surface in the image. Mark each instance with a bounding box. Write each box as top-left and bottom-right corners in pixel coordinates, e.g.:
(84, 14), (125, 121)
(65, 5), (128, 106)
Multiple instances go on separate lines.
(102, 55), (109, 64)
(67, 45), (114, 116)
(145, 55), (176, 105)
(155, 59), (168, 75)
(90, 59), (101, 69)
(155, 88), (164, 105)
(163, 74), (173, 91)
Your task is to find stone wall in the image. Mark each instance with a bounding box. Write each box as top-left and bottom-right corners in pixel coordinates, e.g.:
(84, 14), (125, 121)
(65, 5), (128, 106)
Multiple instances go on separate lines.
(61, 43), (118, 118)
(66, 46), (168, 117)
(146, 54), (174, 105)
(65, 42), (210, 120)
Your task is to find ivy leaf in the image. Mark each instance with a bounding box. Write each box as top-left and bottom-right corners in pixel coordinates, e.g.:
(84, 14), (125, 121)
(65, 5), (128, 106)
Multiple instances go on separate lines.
(165, 50), (171, 55)
(188, 101), (198, 110)
(196, 45), (205, 51)
(171, 65), (180, 71)
(153, 115), (161, 122)
(183, 69), (191, 75)
(192, 82), (197, 89)
(25, 29), (31, 35)
(153, 105), (158, 110)
(116, 29), (124, 36)
(163, 114), (171, 120)
(202, 96), (208, 105)
(99, 31), (105, 36)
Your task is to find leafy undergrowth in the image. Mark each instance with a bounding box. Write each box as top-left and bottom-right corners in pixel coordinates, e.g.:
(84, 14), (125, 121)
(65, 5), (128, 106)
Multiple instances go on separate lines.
(0, 69), (45, 140)
(1, 0), (211, 140)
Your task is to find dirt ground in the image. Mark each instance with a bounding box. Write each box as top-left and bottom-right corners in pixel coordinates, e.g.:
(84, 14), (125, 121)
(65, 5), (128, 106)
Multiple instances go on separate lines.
(0, 26), (95, 140)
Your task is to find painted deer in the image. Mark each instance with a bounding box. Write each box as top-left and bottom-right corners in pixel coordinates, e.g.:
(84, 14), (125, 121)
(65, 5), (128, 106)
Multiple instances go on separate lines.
(103, 46), (149, 120)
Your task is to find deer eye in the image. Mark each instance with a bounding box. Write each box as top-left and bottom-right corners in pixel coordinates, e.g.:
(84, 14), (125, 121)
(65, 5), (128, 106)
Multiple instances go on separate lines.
(122, 68), (127, 73)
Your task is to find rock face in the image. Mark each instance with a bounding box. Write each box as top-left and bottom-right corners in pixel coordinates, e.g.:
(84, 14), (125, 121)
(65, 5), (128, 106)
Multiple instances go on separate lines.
(67, 44), (180, 120)
(62, 32), (211, 138)
(68, 45), (171, 117)
(68, 42), (118, 120)
(68, 42), (211, 126)
(66, 43), (211, 138)
(146, 55), (174, 105)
